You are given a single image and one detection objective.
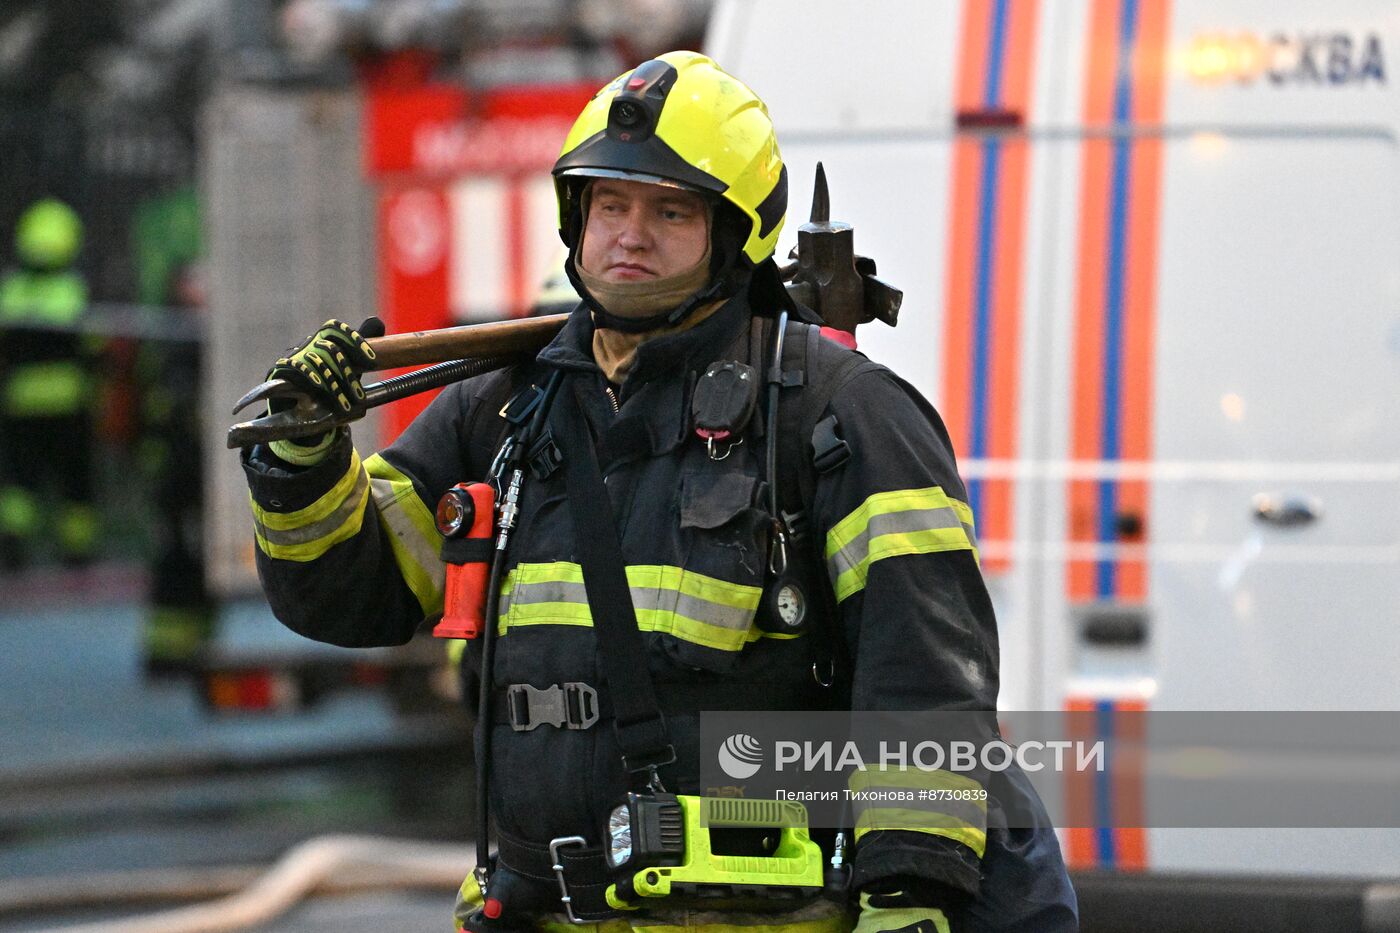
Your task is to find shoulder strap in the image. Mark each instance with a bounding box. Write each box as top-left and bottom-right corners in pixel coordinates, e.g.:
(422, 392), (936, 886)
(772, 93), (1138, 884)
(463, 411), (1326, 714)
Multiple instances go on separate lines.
(464, 362), (549, 480)
(772, 321), (883, 697)
(553, 375), (675, 784)
(776, 321), (883, 535)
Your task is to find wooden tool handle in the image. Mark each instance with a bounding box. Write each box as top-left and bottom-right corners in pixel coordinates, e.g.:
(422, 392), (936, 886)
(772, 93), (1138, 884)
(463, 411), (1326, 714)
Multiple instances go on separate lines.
(365, 313), (569, 370)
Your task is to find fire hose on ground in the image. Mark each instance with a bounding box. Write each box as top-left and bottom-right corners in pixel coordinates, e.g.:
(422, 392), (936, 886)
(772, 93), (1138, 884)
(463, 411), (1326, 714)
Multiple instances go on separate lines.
(9, 835), (473, 933)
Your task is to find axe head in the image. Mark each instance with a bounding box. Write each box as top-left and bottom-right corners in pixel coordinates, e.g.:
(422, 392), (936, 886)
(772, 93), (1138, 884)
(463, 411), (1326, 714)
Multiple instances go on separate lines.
(787, 163), (902, 335)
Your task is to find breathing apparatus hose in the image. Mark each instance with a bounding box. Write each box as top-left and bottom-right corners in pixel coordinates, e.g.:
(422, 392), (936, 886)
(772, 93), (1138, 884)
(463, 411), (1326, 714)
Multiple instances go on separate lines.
(473, 370), (565, 894)
(765, 311), (790, 522)
(473, 481), (513, 891)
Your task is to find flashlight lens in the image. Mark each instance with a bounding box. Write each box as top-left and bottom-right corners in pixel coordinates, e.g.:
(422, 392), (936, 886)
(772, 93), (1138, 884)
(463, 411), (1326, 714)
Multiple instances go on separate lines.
(607, 803), (633, 868)
(435, 487), (473, 537)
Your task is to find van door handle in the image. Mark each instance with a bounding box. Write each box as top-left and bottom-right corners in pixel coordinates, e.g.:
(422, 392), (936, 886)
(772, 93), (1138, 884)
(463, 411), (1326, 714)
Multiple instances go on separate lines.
(1252, 494), (1320, 528)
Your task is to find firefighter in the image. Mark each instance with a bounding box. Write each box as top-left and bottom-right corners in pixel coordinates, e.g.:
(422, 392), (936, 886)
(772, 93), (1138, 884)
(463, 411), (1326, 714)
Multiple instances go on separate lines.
(0, 198), (98, 569)
(131, 189), (215, 672)
(239, 52), (1077, 932)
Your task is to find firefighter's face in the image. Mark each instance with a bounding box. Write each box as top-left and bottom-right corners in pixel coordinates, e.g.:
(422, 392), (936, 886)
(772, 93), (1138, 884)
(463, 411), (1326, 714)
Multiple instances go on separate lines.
(580, 179), (710, 282)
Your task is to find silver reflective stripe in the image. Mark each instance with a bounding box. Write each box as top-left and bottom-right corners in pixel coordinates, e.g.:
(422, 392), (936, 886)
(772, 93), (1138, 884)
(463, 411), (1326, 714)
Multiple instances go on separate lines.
(635, 586), (754, 633)
(961, 516), (977, 548)
(500, 566), (758, 638)
(256, 469), (370, 547)
(499, 577), (588, 618)
(828, 504), (968, 580)
(501, 578), (757, 631)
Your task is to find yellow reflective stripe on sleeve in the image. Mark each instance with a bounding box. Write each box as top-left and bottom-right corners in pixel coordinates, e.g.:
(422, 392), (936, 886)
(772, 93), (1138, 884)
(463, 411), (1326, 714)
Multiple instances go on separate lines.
(496, 561), (762, 652)
(854, 808), (987, 858)
(252, 449), (364, 531)
(849, 765), (988, 796)
(825, 486), (979, 603)
(250, 450), (370, 562)
(849, 766), (988, 859)
(948, 497), (977, 552)
(365, 454), (445, 616)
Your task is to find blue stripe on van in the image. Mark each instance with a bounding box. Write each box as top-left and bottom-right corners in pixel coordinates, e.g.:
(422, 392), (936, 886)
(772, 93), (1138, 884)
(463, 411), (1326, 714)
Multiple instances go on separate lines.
(1096, 0), (1140, 599)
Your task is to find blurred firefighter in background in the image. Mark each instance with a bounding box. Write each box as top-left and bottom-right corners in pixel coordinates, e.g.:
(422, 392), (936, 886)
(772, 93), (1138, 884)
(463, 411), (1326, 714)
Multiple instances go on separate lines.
(0, 198), (99, 570)
(133, 187), (216, 678)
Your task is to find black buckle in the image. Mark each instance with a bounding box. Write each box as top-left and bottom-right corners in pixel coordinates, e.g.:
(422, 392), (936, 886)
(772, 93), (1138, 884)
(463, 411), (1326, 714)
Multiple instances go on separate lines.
(528, 430), (563, 480)
(614, 710), (676, 778)
(781, 507), (809, 543)
(811, 414), (850, 473)
(507, 682), (600, 732)
(501, 384), (545, 425)
(765, 364), (805, 388)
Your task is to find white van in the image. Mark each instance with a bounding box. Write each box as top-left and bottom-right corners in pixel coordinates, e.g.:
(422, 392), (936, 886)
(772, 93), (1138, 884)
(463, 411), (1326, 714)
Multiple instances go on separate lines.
(709, 0), (1400, 895)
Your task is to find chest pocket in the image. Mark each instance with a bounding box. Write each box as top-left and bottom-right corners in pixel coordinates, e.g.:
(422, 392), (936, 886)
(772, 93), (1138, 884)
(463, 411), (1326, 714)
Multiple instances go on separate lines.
(653, 467), (771, 673)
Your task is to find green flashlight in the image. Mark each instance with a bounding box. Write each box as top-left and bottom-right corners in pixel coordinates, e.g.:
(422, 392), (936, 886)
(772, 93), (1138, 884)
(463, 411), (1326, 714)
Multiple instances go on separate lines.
(604, 793), (825, 912)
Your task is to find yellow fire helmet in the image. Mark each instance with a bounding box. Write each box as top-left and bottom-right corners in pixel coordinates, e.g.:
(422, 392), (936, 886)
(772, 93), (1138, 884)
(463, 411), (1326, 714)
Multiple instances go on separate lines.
(553, 51), (788, 330)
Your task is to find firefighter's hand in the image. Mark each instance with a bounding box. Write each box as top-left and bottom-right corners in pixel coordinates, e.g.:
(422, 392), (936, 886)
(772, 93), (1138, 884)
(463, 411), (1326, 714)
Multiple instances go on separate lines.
(268, 317), (384, 416)
(854, 890), (953, 933)
(263, 318), (383, 464)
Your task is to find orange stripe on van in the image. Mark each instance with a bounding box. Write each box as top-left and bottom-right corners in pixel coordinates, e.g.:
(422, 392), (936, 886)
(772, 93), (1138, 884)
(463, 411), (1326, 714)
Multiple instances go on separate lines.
(1069, 0), (1120, 602)
(1112, 697), (1149, 870)
(1063, 697), (1099, 868)
(1001, 1), (1040, 114)
(956, 0), (993, 111)
(944, 0), (1040, 574)
(943, 0), (992, 452)
(1117, 0), (1169, 600)
(984, 0), (1039, 572)
(1064, 696), (1151, 870)
(944, 139), (980, 458)
(1069, 0), (1170, 602)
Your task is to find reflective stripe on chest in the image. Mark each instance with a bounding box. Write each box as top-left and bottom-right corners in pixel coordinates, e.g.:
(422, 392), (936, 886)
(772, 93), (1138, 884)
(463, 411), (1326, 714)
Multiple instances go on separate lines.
(495, 560), (767, 652)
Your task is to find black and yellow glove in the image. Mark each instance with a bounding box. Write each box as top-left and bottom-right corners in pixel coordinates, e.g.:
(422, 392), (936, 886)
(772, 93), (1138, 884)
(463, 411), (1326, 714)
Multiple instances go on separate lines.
(264, 317), (383, 466)
(269, 317), (383, 415)
(854, 889), (953, 933)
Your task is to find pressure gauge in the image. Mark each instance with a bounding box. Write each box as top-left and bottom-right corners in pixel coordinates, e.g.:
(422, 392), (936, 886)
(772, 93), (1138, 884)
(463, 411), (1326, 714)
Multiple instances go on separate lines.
(775, 582), (806, 628)
(760, 575), (809, 633)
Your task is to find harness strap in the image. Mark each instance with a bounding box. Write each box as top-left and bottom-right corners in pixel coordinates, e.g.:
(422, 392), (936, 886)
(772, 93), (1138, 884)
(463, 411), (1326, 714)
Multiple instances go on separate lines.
(773, 320), (882, 696)
(555, 377), (675, 780)
(489, 681), (828, 728)
(495, 828), (618, 922)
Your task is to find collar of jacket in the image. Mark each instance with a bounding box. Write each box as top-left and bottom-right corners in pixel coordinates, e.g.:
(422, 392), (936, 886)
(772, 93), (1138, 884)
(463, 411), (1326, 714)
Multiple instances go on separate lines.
(535, 292), (756, 470)
(536, 290), (753, 385)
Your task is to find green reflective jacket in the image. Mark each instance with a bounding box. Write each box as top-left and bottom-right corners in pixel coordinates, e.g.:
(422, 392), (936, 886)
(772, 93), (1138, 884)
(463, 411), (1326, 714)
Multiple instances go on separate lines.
(0, 269), (91, 417)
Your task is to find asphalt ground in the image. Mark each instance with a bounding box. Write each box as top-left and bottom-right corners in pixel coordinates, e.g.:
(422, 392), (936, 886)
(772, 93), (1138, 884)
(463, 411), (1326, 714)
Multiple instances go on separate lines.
(2, 891), (453, 933)
(8, 567), (1399, 933)
(0, 567), (474, 932)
